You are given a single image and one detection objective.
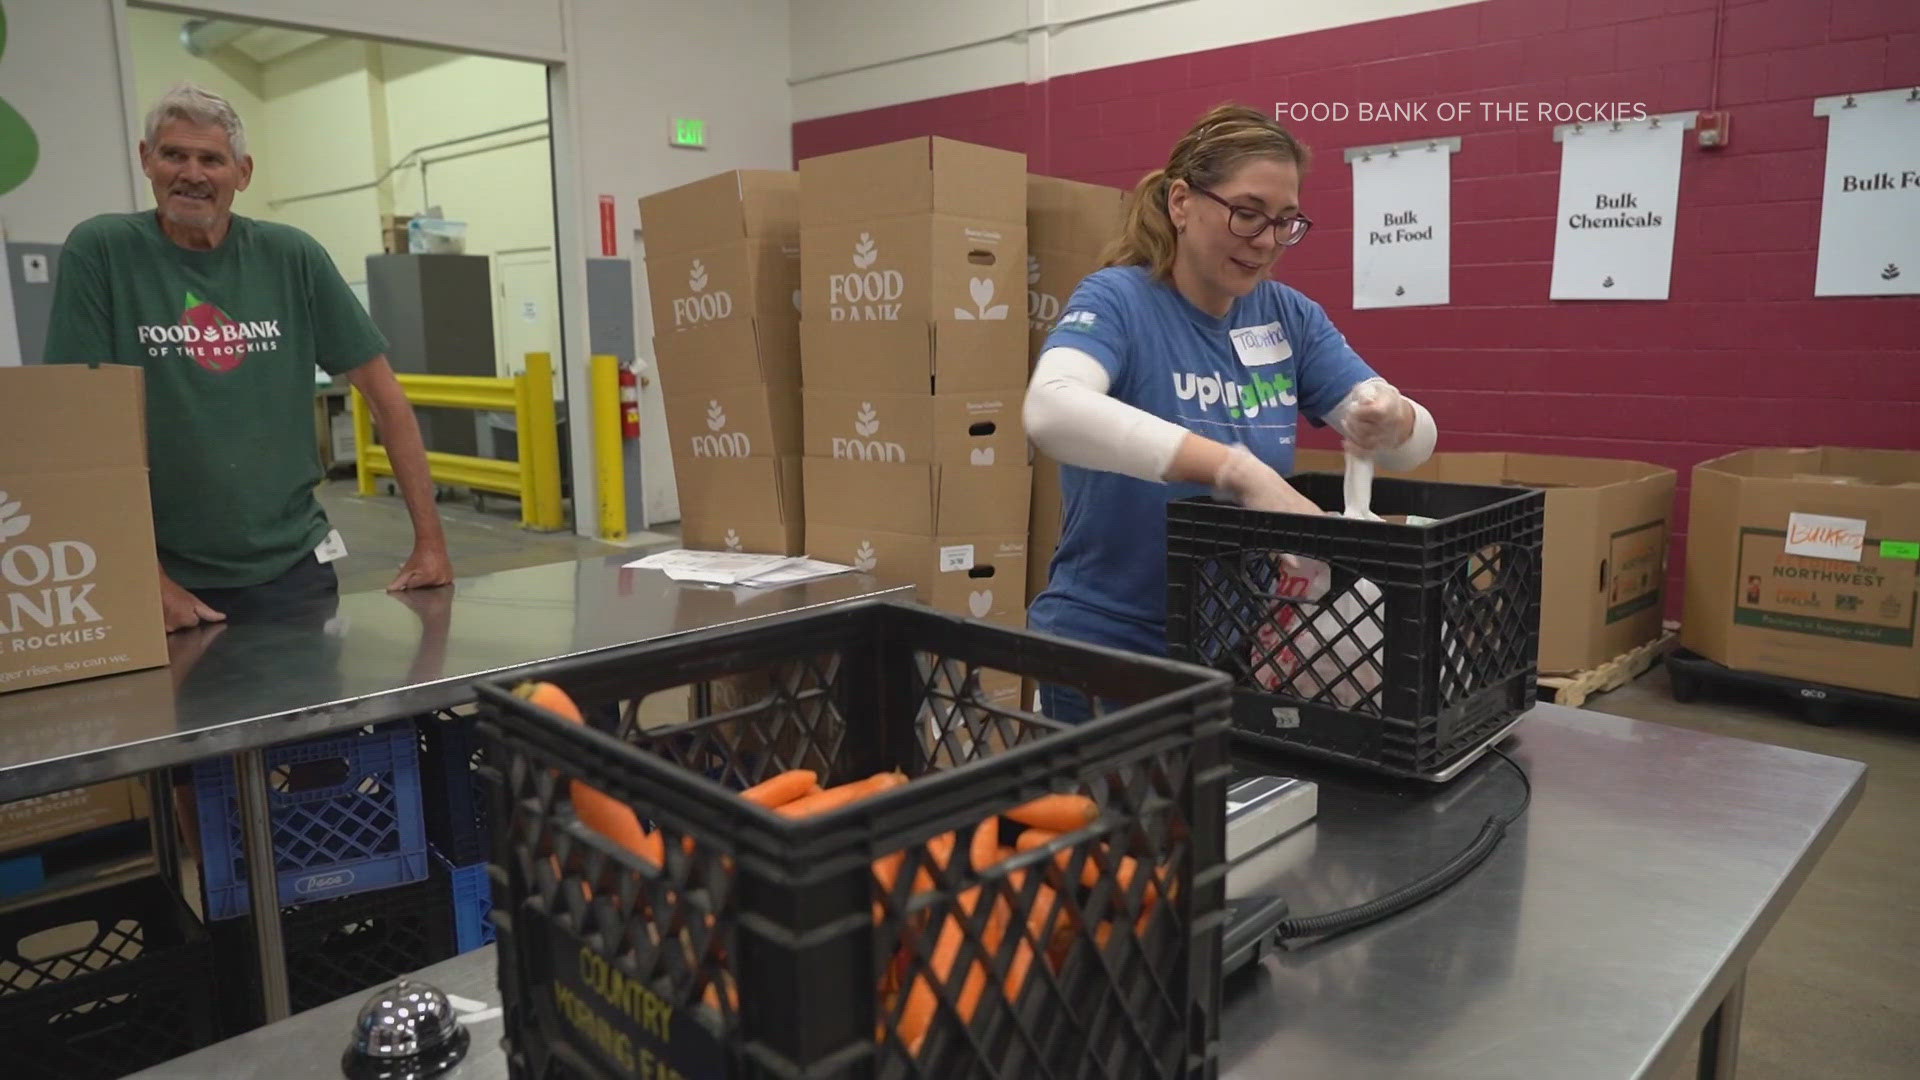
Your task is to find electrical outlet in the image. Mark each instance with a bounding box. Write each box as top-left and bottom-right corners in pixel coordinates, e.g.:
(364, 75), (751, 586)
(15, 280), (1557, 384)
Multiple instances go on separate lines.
(21, 253), (47, 284)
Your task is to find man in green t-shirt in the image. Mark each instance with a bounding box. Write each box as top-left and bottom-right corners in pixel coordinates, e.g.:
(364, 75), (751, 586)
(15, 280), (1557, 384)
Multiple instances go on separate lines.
(45, 84), (451, 631)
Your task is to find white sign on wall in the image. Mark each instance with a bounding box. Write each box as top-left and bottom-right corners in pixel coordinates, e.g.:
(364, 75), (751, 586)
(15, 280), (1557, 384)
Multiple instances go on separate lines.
(1813, 90), (1920, 297)
(1549, 115), (1692, 300)
(1347, 138), (1457, 309)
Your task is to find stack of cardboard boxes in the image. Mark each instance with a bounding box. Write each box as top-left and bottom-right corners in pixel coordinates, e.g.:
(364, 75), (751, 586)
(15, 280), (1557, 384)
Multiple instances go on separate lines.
(639, 171), (806, 554)
(797, 137), (1033, 658)
(2, 365), (167, 894)
(1022, 176), (1128, 608)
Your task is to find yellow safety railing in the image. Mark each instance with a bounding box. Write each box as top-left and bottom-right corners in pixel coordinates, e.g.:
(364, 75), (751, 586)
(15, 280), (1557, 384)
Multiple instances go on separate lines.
(353, 352), (565, 531)
(589, 354), (626, 542)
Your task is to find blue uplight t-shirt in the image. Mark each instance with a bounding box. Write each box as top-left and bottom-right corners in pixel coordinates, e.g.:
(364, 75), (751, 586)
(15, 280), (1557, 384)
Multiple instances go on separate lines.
(1027, 265), (1376, 657)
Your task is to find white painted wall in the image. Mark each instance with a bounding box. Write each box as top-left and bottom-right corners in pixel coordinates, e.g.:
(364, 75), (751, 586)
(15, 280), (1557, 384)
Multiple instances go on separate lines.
(259, 37), (386, 282)
(0, 1), (138, 244)
(788, 0), (1483, 120)
(567, 0), (795, 527)
(162, 0), (567, 62)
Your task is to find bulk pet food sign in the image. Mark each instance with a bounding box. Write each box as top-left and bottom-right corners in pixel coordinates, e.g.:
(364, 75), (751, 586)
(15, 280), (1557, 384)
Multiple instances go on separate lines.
(1346, 137), (1458, 309)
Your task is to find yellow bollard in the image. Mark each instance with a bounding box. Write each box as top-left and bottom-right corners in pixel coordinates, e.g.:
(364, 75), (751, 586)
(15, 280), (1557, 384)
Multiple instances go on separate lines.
(513, 367), (535, 528)
(589, 354), (626, 542)
(351, 387), (375, 496)
(522, 352), (564, 532)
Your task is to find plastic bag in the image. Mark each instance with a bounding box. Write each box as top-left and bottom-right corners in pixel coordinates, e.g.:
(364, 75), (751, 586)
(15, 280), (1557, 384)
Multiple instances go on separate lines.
(407, 217), (468, 255)
(1250, 453), (1387, 711)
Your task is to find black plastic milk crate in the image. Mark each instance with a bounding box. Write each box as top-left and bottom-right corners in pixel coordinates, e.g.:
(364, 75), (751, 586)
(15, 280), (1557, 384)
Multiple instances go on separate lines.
(1166, 472), (1544, 780)
(472, 599), (1234, 1080)
(419, 709), (490, 866)
(0, 875), (219, 1080)
(209, 862), (460, 1035)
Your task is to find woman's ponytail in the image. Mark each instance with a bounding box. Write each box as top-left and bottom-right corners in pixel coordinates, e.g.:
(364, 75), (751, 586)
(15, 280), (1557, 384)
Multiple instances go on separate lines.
(1102, 168), (1179, 279)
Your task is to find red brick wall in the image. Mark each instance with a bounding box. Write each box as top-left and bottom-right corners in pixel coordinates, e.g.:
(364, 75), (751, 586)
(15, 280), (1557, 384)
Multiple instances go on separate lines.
(793, 0), (1920, 615)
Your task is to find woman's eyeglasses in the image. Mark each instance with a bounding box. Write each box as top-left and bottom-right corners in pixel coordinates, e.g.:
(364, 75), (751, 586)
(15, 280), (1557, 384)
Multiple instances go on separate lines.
(1191, 186), (1313, 246)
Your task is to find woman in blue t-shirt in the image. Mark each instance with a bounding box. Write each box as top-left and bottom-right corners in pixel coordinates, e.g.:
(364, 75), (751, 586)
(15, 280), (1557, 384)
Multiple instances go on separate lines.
(1024, 103), (1437, 722)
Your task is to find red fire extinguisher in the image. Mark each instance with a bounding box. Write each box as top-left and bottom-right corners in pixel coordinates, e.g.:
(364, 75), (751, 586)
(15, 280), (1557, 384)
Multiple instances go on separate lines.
(619, 364), (640, 440)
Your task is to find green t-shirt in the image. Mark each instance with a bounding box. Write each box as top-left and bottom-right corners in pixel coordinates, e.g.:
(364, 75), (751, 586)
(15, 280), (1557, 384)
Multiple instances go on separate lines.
(44, 211), (388, 589)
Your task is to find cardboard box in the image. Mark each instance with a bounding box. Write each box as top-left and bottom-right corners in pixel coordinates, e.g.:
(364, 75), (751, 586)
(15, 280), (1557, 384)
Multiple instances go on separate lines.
(637, 169), (799, 260)
(1296, 449), (1677, 674)
(800, 136), (1025, 228)
(645, 239), (801, 340)
(1027, 176), (1126, 360)
(664, 385), (802, 463)
(677, 456), (805, 556)
(800, 320), (1026, 395)
(803, 388), (1025, 468)
(1, 366), (169, 694)
(806, 526), (1028, 628)
(380, 214), (413, 255)
(800, 215), (1026, 326)
(803, 458), (1031, 537)
(653, 315), (799, 393)
(0, 777), (148, 853)
(1682, 447), (1920, 699)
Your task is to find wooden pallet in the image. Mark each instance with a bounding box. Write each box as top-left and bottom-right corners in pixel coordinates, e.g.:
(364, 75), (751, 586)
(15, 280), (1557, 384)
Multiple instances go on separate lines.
(1538, 630), (1679, 708)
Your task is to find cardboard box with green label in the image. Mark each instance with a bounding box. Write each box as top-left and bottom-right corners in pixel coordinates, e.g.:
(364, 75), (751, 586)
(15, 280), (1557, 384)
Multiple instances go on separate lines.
(1683, 447), (1920, 699)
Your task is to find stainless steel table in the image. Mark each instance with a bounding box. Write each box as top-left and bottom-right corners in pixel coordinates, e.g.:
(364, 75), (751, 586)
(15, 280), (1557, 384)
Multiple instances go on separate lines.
(0, 556), (909, 1024)
(127, 704), (1865, 1079)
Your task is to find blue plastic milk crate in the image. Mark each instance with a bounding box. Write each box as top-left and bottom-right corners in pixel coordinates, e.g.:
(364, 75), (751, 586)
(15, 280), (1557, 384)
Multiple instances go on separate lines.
(443, 853), (496, 953)
(193, 721), (431, 920)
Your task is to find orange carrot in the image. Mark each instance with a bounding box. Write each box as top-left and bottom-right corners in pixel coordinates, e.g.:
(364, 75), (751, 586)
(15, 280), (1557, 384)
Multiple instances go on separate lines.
(517, 683), (664, 866)
(911, 832), (958, 892)
(740, 769), (818, 809)
(970, 817), (1001, 874)
(898, 889), (991, 1053)
(1016, 829), (1152, 908)
(776, 770), (907, 818)
(1006, 793), (1097, 834)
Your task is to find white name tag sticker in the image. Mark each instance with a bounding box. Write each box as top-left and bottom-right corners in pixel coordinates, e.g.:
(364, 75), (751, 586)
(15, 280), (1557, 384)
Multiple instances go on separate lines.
(1784, 513), (1866, 563)
(313, 529), (349, 564)
(1229, 321), (1293, 367)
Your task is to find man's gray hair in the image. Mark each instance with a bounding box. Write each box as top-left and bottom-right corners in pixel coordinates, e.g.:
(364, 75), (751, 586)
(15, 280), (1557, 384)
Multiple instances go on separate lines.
(143, 82), (248, 160)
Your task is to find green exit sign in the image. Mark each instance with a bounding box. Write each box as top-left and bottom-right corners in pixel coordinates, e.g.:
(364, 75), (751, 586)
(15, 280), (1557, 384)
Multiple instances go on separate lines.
(670, 117), (707, 149)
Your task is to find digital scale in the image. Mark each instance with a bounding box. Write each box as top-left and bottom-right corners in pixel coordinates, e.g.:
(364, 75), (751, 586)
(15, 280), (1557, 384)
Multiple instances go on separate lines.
(1221, 772), (1318, 975)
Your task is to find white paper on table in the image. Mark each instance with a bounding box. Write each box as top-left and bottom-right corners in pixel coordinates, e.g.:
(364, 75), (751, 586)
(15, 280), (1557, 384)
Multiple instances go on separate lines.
(733, 558), (855, 588)
(624, 548), (851, 587)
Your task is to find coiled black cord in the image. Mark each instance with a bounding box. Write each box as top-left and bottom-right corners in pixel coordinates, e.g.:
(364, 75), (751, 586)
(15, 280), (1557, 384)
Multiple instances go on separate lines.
(1276, 746), (1532, 943)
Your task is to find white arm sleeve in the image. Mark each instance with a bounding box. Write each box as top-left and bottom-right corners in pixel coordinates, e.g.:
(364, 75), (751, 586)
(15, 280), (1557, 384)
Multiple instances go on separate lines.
(1322, 379), (1437, 472)
(1023, 346), (1191, 483)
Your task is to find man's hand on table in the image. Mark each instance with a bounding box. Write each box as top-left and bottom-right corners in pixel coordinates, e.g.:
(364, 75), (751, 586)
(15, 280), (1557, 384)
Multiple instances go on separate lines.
(160, 571), (225, 632)
(388, 541), (453, 592)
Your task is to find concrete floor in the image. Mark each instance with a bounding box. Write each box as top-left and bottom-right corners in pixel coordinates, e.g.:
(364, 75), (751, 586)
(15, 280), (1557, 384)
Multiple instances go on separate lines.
(1591, 666), (1920, 1080)
(315, 478), (676, 592)
(321, 483), (1919, 1078)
